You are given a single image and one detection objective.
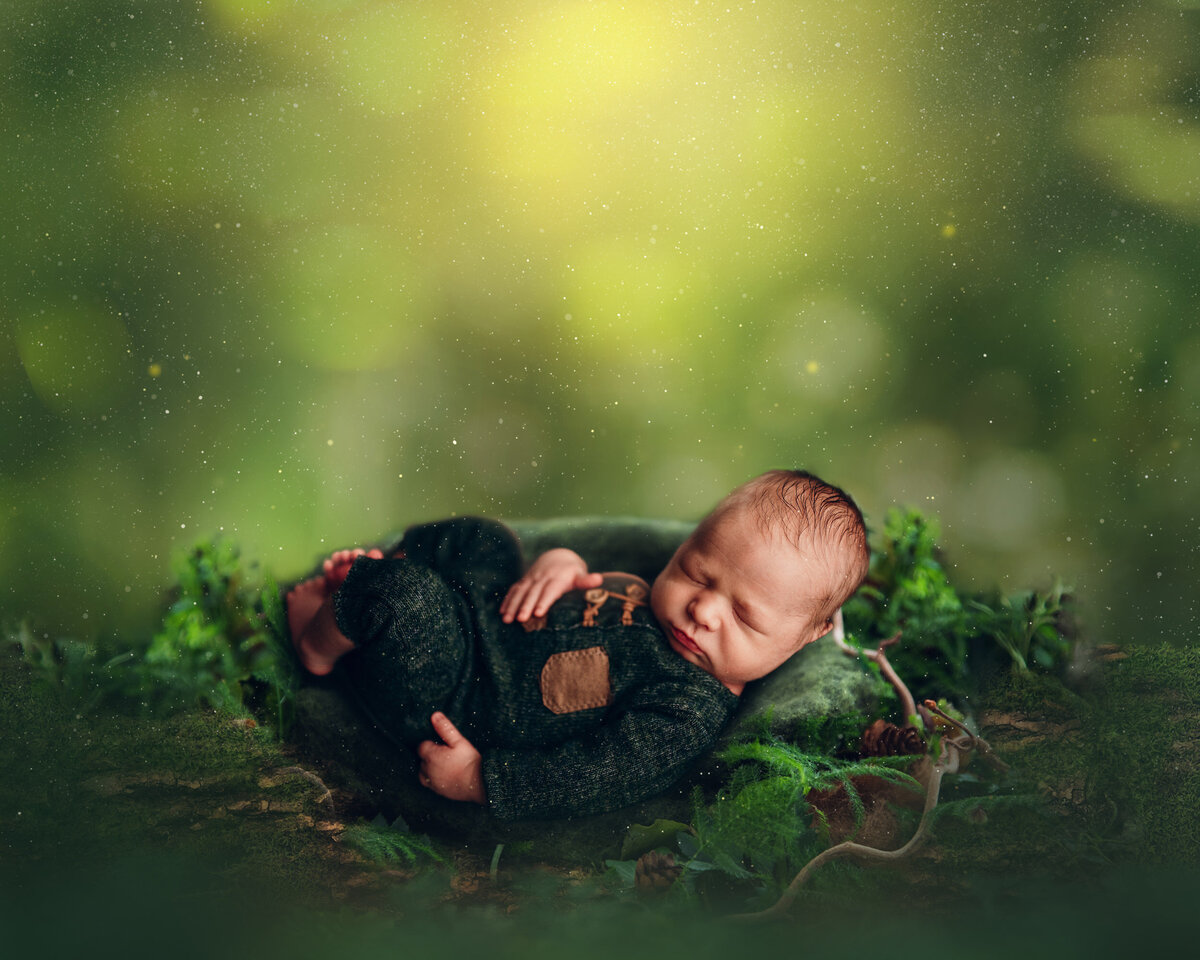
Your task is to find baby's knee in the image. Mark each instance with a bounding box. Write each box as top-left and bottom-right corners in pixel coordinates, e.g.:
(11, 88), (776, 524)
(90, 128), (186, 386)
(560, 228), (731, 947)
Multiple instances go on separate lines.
(335, 557), (466, 647)
(364, 559), (463, 628)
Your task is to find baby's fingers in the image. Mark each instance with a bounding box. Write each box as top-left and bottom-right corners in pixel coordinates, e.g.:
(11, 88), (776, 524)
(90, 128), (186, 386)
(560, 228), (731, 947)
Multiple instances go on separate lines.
(430, 711), (467, 748)
(515, 582), (549, 621)
(520, 575), (571, 620)
(501, 580), (532, 622)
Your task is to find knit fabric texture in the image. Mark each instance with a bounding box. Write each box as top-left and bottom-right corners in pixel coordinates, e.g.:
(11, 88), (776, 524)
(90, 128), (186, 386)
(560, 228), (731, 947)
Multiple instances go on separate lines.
(331, 517), (740, 821)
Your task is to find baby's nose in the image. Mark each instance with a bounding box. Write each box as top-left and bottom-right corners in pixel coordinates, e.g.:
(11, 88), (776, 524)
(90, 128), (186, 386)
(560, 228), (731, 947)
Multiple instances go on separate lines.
(689, 593), (716, 628)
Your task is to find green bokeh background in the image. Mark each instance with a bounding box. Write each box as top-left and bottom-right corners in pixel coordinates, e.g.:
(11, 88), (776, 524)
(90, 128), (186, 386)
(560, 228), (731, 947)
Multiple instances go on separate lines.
(2, 0), (1196, 649)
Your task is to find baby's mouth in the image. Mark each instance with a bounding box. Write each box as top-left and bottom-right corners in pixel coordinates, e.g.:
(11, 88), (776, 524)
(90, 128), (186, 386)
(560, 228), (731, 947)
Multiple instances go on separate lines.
(672, 626), (702, 656)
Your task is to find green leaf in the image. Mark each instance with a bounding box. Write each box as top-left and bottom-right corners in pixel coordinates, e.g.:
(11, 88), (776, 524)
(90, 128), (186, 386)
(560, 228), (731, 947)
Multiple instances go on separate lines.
(712, 850), (754, 880)
(604, 859), (637, 885)
(620, 818), (693, 860)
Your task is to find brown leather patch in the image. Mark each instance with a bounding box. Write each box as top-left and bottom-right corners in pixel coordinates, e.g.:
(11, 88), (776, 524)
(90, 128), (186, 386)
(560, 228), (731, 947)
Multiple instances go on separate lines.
(540, 646), (612, 714)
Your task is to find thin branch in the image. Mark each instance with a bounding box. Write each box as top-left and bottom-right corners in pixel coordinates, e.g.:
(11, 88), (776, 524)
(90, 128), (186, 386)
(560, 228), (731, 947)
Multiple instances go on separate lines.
(725, 615), (1001, 922)
(923, 700), (1009, 773)
(832, 610), (922, 726)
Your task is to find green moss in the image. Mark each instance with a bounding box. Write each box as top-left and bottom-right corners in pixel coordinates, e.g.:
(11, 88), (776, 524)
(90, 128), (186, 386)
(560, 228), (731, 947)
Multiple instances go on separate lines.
(1089, 644), (1200, 863)
(970, 648), (1200, 871)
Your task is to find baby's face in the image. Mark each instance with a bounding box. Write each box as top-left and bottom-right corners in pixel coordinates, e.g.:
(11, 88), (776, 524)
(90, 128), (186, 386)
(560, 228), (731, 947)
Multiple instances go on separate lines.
(650, 509), (832, 696)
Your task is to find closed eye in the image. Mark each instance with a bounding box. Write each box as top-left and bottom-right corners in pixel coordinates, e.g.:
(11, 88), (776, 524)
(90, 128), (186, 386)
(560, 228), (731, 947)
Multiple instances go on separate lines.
(734, 605), (759, 631)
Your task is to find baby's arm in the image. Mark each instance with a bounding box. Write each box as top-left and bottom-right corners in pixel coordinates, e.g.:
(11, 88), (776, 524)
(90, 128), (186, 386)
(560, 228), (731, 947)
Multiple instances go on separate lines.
(500, 548), (603, 623)
(416, 683), (734, 818)
(482, 685), (732, 820)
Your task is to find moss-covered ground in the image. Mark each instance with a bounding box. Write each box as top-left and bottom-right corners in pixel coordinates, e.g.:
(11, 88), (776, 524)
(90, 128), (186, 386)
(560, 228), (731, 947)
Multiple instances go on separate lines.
(4, 638), (1200, 958)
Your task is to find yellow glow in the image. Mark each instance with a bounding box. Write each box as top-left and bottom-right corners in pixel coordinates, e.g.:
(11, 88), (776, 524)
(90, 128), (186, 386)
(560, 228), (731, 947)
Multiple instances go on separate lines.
(123, 2), (937, 336)
(564, 236), (716, 355)
(148, 363), (162, 378)
(455, 0), (929, 300)
(941, 224), (957, 239)
(474, 3), (674, 183)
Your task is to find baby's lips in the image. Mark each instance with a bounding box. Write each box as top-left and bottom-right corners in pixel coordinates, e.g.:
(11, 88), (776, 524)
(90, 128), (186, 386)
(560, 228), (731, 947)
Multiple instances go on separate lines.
(672, 626), (702, 655)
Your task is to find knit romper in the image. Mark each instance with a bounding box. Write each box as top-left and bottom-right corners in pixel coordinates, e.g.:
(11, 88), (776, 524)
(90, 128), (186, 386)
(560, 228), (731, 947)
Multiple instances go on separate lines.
(332, 517), (739, 821)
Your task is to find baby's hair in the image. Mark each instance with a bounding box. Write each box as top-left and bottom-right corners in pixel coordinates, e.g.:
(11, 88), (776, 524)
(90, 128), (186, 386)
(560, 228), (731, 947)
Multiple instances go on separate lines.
(701, 469), (870, 624)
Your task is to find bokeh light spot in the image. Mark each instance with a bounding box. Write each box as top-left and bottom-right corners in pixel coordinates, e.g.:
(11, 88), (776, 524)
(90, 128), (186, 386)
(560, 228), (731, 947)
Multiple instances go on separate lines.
(15, 303), (132, 416)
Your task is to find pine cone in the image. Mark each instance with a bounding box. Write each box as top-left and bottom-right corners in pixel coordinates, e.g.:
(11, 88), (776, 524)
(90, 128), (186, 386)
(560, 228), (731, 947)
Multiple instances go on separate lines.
(635, 851), (681, 891)
(861, 718), (926, 757)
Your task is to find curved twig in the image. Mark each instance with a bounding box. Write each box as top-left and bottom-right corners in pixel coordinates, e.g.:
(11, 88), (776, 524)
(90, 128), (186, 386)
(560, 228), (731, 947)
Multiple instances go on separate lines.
(726, 618), (1005, 922)
(275, 765), (336, 812)
(729, 744), (956, 923)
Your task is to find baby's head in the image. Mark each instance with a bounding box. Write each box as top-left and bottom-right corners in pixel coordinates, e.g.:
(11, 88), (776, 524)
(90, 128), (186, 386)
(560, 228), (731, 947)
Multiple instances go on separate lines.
(650, 469), (869, 695)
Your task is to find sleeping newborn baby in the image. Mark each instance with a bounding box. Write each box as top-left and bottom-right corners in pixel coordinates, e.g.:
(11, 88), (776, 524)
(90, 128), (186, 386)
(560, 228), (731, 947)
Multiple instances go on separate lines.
(286, 469), (869, 820)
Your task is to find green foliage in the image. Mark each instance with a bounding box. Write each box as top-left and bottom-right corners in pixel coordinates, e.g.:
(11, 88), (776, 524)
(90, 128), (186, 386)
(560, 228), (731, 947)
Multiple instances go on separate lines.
(342, 815), (446, 867)
(7, 620), (136, 713)
(843, 507), (1075, 698)
(665, 732), (923, 906)
(971, 579), (1072, 672)
(620, 818), (692, 861)
(9, 538), (297, 735)
(142, 539), (295, 722)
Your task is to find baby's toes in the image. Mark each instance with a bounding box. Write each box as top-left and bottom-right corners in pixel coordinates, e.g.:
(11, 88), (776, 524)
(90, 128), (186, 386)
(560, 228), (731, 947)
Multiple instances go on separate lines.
(291, 574), (326, 600)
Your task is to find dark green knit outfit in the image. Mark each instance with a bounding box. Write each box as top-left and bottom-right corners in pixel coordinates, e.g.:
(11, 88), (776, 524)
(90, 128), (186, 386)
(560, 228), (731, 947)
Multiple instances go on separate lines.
(332, 517), (740, 821)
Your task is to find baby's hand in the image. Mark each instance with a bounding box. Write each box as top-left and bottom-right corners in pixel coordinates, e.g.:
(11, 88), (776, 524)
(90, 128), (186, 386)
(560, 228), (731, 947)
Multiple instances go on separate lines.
(501, 548), (603, 623)
(417, 712), (484, 805)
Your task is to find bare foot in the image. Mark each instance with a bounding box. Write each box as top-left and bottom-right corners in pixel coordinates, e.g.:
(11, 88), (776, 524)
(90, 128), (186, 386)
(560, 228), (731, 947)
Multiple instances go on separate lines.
(286, 575), (330, 668)
(322, 547), (384, 591)
(287, 546), (385, 675)
(286, 576), (353, 676)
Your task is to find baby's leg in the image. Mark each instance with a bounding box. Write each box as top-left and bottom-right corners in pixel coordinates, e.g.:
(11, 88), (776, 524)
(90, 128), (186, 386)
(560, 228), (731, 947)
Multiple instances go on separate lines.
(337, 560), (470, 746)
(286, 577), (350, 676)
